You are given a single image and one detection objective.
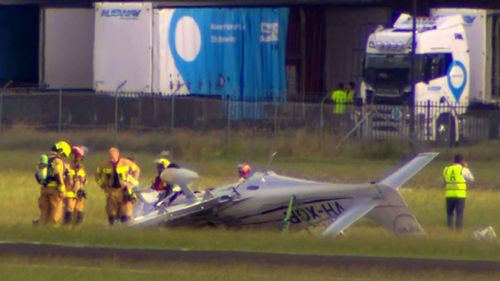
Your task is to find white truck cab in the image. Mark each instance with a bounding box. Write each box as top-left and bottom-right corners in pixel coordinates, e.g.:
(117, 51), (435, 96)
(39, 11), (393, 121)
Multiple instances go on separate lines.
(361, 9), (500, 143)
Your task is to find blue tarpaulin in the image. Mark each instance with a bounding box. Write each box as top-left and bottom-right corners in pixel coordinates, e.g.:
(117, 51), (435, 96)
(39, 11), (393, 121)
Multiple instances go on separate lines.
(167, 8), (289, 102)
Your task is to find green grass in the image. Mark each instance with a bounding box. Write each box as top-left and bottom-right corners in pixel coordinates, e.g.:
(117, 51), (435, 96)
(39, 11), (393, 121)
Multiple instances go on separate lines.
(1, 128), (500, 263)
(0, 125), (431, 160)
(1, 147), (500, 262)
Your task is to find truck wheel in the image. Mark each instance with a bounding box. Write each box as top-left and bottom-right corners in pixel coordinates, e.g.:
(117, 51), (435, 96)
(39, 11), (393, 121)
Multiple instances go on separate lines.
(436, 114), (456, 146)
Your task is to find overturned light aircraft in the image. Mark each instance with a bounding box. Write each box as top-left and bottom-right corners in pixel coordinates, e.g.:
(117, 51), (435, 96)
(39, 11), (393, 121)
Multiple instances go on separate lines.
(132, 152), (438, 236)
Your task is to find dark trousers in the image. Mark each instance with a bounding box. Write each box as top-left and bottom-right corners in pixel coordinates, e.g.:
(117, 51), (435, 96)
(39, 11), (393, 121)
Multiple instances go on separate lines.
(446, 197), (465, 231)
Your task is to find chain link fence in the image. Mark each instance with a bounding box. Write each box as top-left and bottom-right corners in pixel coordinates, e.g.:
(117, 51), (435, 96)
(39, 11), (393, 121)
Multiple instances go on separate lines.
(0, 90), (498, 148)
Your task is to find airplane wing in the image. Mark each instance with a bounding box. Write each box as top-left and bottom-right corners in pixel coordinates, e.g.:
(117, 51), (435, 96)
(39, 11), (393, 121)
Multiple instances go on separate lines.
(132, 185), (240, 228)
(321, 198), (378, 236)
(132, 168), (242, 228)
(131, 191), (222, 227)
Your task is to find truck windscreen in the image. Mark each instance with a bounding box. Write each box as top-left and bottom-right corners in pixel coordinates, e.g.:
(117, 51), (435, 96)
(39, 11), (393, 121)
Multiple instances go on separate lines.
(363, 54), (410, 88)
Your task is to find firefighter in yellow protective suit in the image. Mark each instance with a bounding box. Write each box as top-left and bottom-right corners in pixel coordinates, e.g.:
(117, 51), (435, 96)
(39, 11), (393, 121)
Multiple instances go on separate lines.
(36, 141), (71, 226)
(95, 147), (141, 225)
(63, 145), (88, 226)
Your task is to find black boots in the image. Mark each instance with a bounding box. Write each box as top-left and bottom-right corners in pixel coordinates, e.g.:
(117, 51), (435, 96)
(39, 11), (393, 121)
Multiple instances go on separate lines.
(120, 215), (130, 224)
(108, 215), (116, 226)
(75, 211), (84, 225)
(63, 211), (73, 225)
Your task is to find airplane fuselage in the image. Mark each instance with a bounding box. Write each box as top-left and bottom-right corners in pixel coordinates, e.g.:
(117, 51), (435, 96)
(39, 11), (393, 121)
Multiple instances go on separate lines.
(132, 153), (436, 237)
(209, 173), (381, 231)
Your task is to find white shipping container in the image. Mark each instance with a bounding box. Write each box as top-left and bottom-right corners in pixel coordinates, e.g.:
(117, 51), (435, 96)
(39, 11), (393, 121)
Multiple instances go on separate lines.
(43, 8), (94, 89)
(93, 2), (152, 92)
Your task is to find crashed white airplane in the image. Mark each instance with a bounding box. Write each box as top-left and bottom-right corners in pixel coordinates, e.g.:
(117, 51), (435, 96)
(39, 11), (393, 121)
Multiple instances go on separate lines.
(132, 152), (438, 236)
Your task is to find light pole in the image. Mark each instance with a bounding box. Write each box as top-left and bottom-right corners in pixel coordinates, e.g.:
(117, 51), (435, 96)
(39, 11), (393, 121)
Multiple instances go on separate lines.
(409, 0), (418, 142)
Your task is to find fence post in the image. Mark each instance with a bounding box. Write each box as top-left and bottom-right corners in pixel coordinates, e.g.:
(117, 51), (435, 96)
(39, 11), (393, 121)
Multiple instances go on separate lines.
(58, 88), (62, 132)
(226, 96), (231, 144)
(273, 98), (279, 142)
(114, 92), (119, 132)
(170, 94), (175, 153)
(138, 96), (143, 129)
(426, 101), (431, 141)
(0, 90), (3, 133)
(153, 94), (158, 127)
(447, 102), (452, 148)
(319, 93), (330, 130)
(114, 81), (127, 132)
(0, 81), (13, 133)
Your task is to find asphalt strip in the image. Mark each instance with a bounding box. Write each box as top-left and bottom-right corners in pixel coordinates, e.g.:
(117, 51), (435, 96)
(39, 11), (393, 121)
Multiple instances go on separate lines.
(0, 242), (499, 272)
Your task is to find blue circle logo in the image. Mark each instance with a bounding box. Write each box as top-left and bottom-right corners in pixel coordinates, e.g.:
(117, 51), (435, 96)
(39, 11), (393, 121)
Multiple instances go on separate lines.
(391, 108), (402, 121)
(446, 60), (467, 102)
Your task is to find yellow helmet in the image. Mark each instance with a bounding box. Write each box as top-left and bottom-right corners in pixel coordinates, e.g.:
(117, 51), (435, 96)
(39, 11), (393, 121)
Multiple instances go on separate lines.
(53, 141), (71, 157)
(154, 158), (171, 168)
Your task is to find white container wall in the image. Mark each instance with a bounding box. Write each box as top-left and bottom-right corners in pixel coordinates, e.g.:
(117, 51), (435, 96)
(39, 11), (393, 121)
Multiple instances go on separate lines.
(43, 8), (94, 89)
(93, 2), (152, 92)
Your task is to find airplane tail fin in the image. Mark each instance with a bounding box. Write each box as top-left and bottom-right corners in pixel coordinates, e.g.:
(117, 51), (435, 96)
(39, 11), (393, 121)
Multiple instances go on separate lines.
(378, 152), (439, 190)
(367, 187), (426, 236)
(369, 152), (438, 236)
(322, 152), (438, 237)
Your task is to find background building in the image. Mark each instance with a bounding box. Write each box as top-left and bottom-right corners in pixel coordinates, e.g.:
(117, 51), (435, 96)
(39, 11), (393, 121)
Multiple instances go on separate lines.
(0, 0), (499, 101)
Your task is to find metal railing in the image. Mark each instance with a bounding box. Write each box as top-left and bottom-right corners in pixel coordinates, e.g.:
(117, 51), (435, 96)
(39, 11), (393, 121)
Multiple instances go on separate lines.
(0, 88), (497, 147)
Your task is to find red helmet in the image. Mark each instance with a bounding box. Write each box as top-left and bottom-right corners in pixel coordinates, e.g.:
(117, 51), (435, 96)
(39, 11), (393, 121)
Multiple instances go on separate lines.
(72, 145), (88, 159)
(238, 163), (252, 179)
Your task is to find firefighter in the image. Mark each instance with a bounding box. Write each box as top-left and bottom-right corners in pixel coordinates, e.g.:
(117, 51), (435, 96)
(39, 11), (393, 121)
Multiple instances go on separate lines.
(238, 163), (252, 180)
(152, 159), (183, 207)
(151, 158), (171, 192)
(95, 147), (140, 225)
(63, 145), (88, 226)
(36, 141), (71, 226)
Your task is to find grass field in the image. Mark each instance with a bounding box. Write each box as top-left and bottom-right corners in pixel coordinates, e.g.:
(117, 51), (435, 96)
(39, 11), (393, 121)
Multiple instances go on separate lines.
(0, 149), (499, 259)
(1, 129), (500, 279)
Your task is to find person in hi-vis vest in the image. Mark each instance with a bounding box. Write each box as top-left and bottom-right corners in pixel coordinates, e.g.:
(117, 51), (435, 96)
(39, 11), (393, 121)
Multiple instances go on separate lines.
(442, 154), (474, 231)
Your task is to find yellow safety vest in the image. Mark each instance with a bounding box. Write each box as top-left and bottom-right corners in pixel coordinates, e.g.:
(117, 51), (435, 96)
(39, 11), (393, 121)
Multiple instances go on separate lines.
(346, 90), (355, 103)
(331, 90), (347, 114)
(443, 164), (467, 198)
(65, 167), (86, 199)
(96, 158), (139, 189)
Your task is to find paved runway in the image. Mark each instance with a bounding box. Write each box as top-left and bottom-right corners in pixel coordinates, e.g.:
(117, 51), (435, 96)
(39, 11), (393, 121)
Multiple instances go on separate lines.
(1, 242), (499, 272)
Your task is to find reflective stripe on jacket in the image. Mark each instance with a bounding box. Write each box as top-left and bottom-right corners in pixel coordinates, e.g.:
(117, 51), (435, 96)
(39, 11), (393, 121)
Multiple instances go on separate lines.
(96, 158), (139, 189)
(65, 164), (87, 199)
(443, 164), (467, 198)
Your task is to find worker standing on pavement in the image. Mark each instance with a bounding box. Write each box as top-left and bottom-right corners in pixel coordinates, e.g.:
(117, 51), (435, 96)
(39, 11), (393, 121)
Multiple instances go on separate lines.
(36, 141), (71, 226)
(63, 145), (88, 226)
(443, 154), (474, 231)
(95, 147), (141, 225)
